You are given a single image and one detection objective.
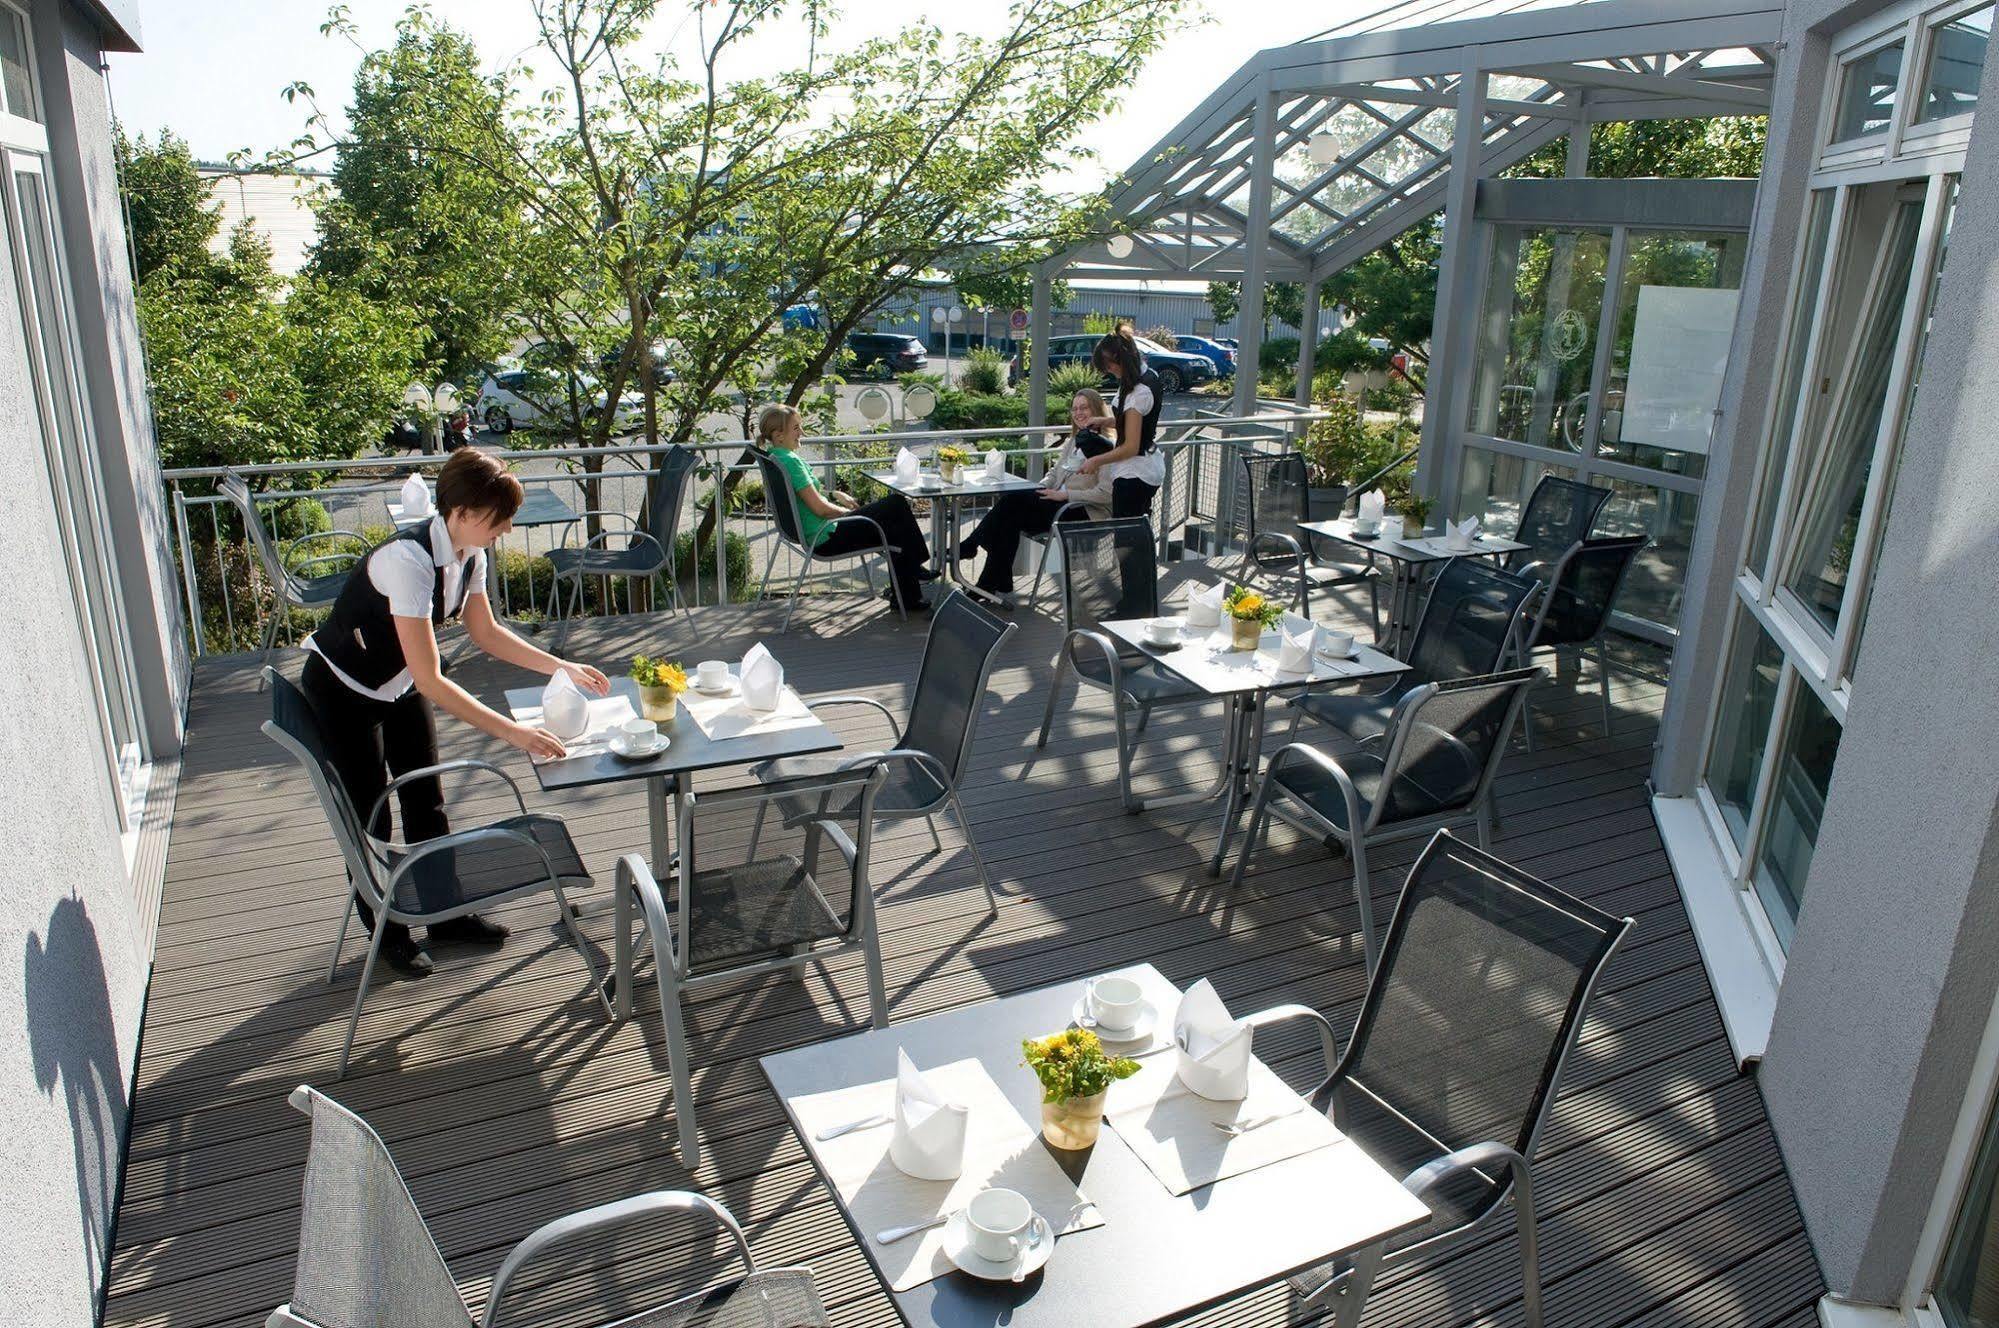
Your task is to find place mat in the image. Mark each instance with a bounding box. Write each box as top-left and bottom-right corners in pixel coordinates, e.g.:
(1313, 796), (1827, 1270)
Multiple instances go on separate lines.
(1404, 535), (1493, 558)
(1105, 1050), (1344, 1197)
(680, 683), (819, 741)
(787, 1058), (1103, 1291)
(515, 693), (640, 764)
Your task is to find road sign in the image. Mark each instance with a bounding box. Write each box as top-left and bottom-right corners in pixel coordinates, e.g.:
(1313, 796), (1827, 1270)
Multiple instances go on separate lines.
(1009, 308), (1028, 332)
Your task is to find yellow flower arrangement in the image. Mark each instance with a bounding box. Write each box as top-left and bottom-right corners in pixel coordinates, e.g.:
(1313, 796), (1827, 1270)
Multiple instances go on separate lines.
(1223, 585), (1283, 627)
(1022, 1026), (1140, 1104)
(935, 444), (974, 466)
(629, 655), (689, 692)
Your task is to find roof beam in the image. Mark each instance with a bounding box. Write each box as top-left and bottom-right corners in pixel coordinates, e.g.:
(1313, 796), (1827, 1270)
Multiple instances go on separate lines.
(1500, 60), (1771, 108)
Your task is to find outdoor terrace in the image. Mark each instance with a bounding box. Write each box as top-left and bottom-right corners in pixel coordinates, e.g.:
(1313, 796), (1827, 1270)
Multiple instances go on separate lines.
(102, 587), (1824, 1328)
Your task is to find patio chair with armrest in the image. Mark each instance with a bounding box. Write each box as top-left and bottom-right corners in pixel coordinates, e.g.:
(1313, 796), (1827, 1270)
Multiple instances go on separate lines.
(1513, 533), (1648, 750)
(1233, 829), (1632, 1328)
(261, 668), (609, 1078)
(753, 447), (905, 634)
(1229, 667), (1540, 971)
(745, 589), (1016, 915)
(1034, 517), (1213, 811)
(1503, 474), (1614, 581)
(544, 443), (699, 625)
(220, 471), (370, 686)
(267, 1084), (832, 1328)
(612, 761), (891, 1165)
(1234, 449), (1380, 633)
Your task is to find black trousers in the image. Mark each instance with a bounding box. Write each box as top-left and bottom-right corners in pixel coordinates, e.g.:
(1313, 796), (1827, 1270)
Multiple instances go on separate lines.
(813, 494), (931, 602)
(961, 478), (1159, 593)
(301, 652), (449, 944)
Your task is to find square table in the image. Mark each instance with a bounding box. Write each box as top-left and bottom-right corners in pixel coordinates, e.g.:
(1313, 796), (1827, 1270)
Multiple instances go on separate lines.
(1297, 517), (1528, 656)
(761, 963), (1430, 1328)
(869, 467), (1042, 599)
(1101, 617), (1408, 873)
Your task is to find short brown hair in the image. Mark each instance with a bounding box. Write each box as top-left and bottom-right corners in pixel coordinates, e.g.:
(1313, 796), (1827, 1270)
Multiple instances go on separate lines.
(435, 448), (524, 520)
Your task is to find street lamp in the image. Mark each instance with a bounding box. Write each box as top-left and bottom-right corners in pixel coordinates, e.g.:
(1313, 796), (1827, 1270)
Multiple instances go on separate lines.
(854, 381), (938, 433)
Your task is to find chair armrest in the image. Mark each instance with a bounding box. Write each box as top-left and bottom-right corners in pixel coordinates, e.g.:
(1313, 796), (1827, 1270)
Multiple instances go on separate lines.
(824, 511), (899, 554)
(1401, 1140), (1530, 1213)
(616, 852), (683, 988)
(381, 825), (560, 910)
(799, 694), (902, 728)
(288, 553), (360, 577)
(482, 1189), (756, 1327)
(1267, 743), (1368, 839)
(283, 528), (369, 560)
(366, 759), (527, 837)
(1063, 627), (1123, 690)
(1242, 1003), (1341, 1078)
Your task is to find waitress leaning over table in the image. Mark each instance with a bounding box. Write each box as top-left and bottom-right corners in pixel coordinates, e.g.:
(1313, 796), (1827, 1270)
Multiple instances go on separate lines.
(1073, 324), (1167, 518)
(300, 448), (610, 977)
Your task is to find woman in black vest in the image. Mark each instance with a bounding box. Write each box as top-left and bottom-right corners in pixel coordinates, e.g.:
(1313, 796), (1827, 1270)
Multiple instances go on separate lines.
(300, 449), (609, 977)
(1071, 326), (1166, 518)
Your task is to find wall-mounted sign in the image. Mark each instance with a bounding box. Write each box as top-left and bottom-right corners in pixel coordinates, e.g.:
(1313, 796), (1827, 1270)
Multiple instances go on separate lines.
(1622, 286), (1740, 456)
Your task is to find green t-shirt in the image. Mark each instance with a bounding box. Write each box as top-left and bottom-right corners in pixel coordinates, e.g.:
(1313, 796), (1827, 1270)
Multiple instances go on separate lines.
(771, 447), (832, 546)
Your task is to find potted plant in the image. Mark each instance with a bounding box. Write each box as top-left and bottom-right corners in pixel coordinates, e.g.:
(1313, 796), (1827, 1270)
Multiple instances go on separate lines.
(1222, 585), (1282, 651)
(935, 443), (972, 483)
(629, 655), (688, 725)
(1022, 1027), (1140, 1150)
(1399, 492), (1435, 535)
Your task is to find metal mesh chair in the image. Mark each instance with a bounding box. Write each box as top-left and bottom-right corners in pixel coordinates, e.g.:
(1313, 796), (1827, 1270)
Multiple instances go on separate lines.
(613, 761), (891, 1164)
(219, 471), (369, 684)
(1290, 556), (1539, 746)
(746, 591), (1016, 914)
(1515, 534), (1648, 749)
(1503, 475), (1613, 580)
(545, 443), (698, 624)
(270, 1085), (830, 1328)
(260, 668), (608, 1077)
(753, 447), (904, 633)
(1238, 831), (1631, 1328)
(1234, 450), (1379, 633)
(1229, 667), (1540, 970)
(1033, 518), (1211, 809)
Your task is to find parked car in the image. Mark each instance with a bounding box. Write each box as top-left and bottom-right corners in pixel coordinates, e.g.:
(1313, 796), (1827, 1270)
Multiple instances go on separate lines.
(1170, 333), (1237, 378)
(596, 339), (679, 388)
(474, 369), (645, 436)
(845, 331), (930, 379)
(1041, 333), (1217, 393)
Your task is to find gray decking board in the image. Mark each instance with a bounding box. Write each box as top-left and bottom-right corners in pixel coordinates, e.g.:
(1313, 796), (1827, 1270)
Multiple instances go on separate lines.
(103, 596), (1823, 1328)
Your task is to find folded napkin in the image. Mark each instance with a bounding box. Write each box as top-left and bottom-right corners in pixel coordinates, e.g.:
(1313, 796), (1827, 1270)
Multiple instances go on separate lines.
(893, 447), (920, 484)
(1174, 978), (1252, 1101)
(540, 669), (589, 740)
(399, 473), (433, 519)
(740, 642), (784, 712)
(887, 1049), (970, 1181)
(1357, 490), (1385, 524)
(1443, 515), (1481, 550)
(983, 447), (1007, 480)
(1275, 614), (1317, 673)
(1188, 581), (1226, 630)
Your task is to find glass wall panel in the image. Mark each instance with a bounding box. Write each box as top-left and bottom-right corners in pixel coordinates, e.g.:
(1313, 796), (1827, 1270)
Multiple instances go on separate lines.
(1453, 446), (1573, 530)
(0, 6), (32, 122)
(1920, 5), (1994, 121)
(1938, 1088), (1999, 1328)
(1598, 478), (1700, 631)
(1834, 40), (1905, 140)
(1703, 616), (1785, 849)
(1467, 226), (1611, 452)
(1750, 192), (1838, 578)
(1752, 684), (1842, 949)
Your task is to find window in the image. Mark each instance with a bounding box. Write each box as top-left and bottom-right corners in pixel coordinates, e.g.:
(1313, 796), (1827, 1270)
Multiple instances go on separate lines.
(1938, 1091), (1999, 1327)
(1748, 193), (1836, 578)
(1919, 4), (1994, 122)
(1466, 226), (1610, 451)
(1704, 617), (1784, 850)
(0, 3), (33, 123)
(1834, 40), (1906, 140)
(1748, 683), (1841, 948)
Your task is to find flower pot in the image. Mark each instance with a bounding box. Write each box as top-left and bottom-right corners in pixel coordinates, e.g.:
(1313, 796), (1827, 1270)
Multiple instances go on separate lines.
(637, 685), (681, 725)
(1041, 1091), (1108, 1150)
(939, 460), (962, 484)
(1229, 617), (1264, 651)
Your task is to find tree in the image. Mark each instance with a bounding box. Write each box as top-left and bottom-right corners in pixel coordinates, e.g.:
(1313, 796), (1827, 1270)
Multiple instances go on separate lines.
(953, 262), (1072, 314)
(1204, 279), (1303, 335)
(116, 128), (226, 283)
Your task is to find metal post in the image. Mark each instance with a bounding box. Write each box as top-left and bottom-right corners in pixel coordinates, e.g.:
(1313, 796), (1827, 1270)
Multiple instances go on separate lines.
(172, 485), (206, 657)
(1415, 49), (1488, 505)
(1028, 264), (1053, 430)
(1224, 83), (1279, 551)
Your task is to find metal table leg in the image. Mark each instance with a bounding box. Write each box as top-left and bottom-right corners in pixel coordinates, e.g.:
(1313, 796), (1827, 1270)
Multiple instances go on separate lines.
(1210, 694), (1268, 875)
(1127, 692), (1238, 812)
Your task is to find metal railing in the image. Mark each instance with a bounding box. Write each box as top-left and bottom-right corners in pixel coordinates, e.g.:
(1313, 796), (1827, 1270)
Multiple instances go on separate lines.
(161, 410), (1327, 658)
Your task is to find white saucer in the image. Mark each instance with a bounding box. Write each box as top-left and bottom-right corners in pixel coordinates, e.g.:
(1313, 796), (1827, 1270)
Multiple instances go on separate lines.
(940, 1211), (1056, 1282)
(1071, 997), (1159, 1045)
(1315, 646), (1362, 662)
(691, 676), (737, 696)
(609, 732), (670, 761)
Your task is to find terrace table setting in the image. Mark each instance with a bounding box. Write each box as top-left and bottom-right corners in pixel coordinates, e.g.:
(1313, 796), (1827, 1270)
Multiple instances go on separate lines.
(869, 448), (1039, 598)
(1298, 515), (1527, 655)
(761, 963), (1430, 1328)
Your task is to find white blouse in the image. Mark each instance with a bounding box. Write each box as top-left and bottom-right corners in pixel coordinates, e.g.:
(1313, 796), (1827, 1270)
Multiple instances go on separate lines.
(304, 516), (487, 702)
(1103, 383), (1165, 487)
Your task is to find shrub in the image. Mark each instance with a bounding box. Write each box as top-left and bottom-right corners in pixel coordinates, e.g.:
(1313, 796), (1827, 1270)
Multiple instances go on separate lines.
(1259, 336), (1300, 373)
(1300, 393), (1401, 489)
(1142, 324), (1178, 350)
(927, 387), (1030, 436)
(671, 530), (754, 606)
(958, 346), (1009, 396)
(1048, 360), (1106, 399)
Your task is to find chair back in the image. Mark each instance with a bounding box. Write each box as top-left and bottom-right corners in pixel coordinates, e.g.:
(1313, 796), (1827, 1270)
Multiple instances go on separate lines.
(648, 444), (701, 563)
(903, 591), (1016, 787)
(282, 1086), (475, 1328)
(752, 448), (811, 552)
(261, 669), (388, 912)
(220, 470), (296, 594)
(1055, 516), (1159, 634)
(1234, 450), (1309, 554)
(1371, 667), (1538, 833)
(1329, 830), (1630, 1224)
(1504, 475), (1612, 574)
(1405, 558), (1539, 682)
(1525, 534), (1647, 649)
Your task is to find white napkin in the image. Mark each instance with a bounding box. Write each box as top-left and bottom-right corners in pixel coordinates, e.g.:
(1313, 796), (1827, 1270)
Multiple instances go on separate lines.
(1444, 515), (1481, 550)
(540, 669), (588, 740)
(398, 473), (433, 519)
(886, 1049), (970, 1181)
(739, 642), (784, 712)
(1275, 613), (1317, 673)
(1357, 490), (1385, 525)
(1174, 978), (1252, 1101)
(893, 447), (920, 484)
(1187, 582), (1226, 630)
(983, 447), (1006, 480)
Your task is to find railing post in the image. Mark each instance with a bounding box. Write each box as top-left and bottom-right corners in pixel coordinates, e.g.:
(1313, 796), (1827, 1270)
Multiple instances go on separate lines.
(172, 484), (206, 657)
(715, 471), (731, 607)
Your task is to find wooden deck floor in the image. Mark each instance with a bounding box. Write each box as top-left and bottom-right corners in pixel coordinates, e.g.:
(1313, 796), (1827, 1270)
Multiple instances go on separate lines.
(102, 584), (1825, 1328)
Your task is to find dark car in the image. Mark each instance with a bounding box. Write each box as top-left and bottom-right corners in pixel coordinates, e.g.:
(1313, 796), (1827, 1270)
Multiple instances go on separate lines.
(1042, 334), (1217, 393)
(846, 332), (929, 379)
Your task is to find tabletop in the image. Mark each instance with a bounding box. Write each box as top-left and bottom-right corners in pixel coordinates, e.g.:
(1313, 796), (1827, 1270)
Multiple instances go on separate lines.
(503, 676), (840, 792)
(761, 963), (1429, 1328)
(869, 469), (1043, 500)
(1298, 516), (1527, 565)
(1102, 617), (1409, 698)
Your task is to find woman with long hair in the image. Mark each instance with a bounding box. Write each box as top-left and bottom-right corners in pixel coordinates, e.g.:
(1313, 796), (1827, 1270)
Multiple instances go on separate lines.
(1071, 325), (1166, 518)
(957, 389), (1119, 597)
(757, 403), (936, 610)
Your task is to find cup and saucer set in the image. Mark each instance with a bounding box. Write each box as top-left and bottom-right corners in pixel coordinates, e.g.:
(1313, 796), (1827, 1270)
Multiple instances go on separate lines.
(941, 1187), (1057, 1282)
(690, 659), (736, 696)
(1071, 974), (1161, 1046)
(609, 717), (669, 761)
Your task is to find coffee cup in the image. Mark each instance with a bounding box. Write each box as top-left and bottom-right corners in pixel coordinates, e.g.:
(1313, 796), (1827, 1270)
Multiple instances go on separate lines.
(1144, 617), (1179, 646)
(619, 717), (657, 747)
(695, 660), (730, 689)
(1320, 628), (1354, 658)
(966, 1187), (1035, 1264)
(1352, 516), (1380, 536)
(1088, 975), (1145, 1031)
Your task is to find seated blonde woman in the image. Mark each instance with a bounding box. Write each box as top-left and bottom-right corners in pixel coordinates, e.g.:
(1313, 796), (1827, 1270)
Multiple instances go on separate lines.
(757, 402), (936, 610)
(958, 388), (1119, 596)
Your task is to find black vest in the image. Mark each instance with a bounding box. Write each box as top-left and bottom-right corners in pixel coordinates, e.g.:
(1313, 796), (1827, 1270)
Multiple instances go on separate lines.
(311, 521), (474, 690)
(1118, 367), (1165, 455)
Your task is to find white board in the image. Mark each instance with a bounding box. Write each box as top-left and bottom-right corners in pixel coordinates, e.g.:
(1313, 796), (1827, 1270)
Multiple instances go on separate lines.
(1621, 286), (1740, 456)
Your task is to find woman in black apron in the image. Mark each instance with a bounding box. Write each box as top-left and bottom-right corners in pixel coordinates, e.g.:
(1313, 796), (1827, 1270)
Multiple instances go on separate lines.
(1071, 326), (1165, 517)
(957, 389), (1118, 597)
(300, 448), (609, 976)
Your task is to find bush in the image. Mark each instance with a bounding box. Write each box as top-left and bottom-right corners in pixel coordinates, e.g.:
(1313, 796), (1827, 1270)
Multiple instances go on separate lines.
(1142, 324), (1177, 350)
(958, 347), (1009, 396)
(672, 530), (754, 607)
(927, 387), (1030, 436)
(1260, 336), (1300, 373)
(1048, 361), (1106, 400)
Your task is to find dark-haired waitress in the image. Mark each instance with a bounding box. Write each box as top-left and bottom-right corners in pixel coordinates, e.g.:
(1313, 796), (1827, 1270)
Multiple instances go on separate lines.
(301, 448), (609, 976)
